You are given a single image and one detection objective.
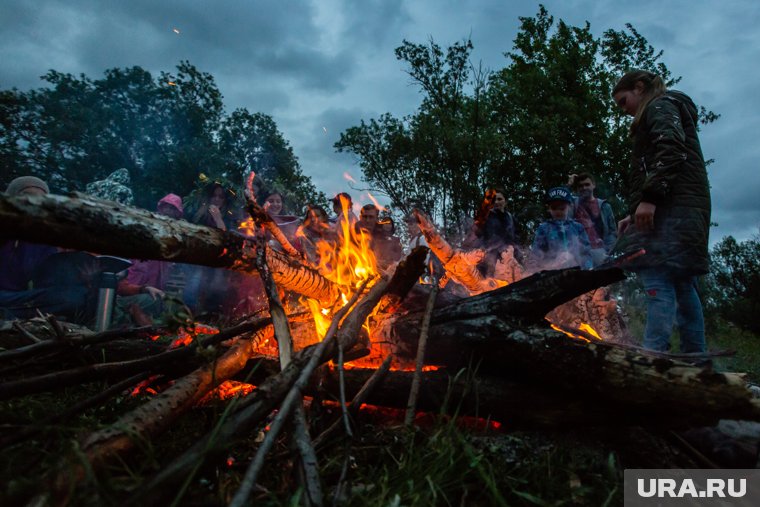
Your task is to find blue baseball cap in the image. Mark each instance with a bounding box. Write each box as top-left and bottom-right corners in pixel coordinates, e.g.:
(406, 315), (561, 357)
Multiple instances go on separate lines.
(545, 186), (573, 204)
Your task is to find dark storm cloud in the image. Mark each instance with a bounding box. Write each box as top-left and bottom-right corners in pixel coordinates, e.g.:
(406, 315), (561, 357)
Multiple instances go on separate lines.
(1, 0), (758, 242)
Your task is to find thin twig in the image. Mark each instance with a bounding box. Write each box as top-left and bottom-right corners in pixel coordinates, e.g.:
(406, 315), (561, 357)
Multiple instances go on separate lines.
(11, 321), (42, 343)
(46, 315), (67, 341)
(405, 283), (439, 426)
(336, 343), (353, 438)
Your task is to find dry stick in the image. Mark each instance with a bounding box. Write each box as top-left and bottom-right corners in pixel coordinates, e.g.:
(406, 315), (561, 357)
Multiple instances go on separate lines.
(336, 343), (353, 438)
(312, 353), (394, 449)
(229, 277), (383, 507)
(11, 321), (42, 343)
(0, 318), (269, 400)
(256, 238), (323, 507)
(404, 283), (439, 426)
(0, 325), (164, 363)
(0, 372), (151, 450)
(247, 200), (302, 259)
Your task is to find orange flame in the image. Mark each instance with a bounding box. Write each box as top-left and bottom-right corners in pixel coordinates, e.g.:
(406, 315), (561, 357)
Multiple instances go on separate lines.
(198, 380), (256, 405)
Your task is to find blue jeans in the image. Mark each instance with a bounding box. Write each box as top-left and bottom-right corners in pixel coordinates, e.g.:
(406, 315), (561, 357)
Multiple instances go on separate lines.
(637, 268), (706, 353)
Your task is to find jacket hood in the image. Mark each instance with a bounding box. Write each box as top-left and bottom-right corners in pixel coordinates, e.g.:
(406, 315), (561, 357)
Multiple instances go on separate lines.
(664, 90), (699, 124)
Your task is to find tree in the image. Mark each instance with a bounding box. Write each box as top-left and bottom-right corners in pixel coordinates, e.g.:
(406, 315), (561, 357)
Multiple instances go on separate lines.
(0, 62), (320, 212)
(336, 38), (497, 235)
(703, 235), (760, 334)
(336, 5), (718, 240)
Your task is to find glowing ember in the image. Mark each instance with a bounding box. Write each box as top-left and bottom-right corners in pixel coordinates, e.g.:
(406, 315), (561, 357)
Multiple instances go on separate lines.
(198, 380), (256, 405)
(169, 324), (219, 349)
(172, 28), (181, 34)
(550, 322), (602, 343)
(322, 126), (328, 134)
(342, 171), (356, 183)
(167, 81), (177, 86)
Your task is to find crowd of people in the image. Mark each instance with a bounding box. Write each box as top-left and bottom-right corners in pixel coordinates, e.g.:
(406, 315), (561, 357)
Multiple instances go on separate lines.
(0, 70), (710, 354)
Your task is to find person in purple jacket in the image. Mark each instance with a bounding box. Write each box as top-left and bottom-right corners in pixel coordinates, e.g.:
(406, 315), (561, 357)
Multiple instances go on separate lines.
(113, 194), (184, 326)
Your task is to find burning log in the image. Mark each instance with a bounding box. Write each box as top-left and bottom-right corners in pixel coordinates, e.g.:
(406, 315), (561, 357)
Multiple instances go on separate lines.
(414, 210), (522, 295)
(0, 192), (341, 301)
(69, 325), (274, 483)
(384, 268), (760, 426)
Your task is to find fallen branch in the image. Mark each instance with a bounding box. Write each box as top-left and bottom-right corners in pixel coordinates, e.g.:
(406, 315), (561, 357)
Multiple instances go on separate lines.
(257, 238), (323, 507)
(0, 192), (341, 301)
(0, 318), (270, 400)
(247, 200), (302, 259)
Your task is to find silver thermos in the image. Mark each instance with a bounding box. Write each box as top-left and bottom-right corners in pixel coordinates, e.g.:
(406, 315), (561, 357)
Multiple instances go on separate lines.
(94, 271), (120, 332)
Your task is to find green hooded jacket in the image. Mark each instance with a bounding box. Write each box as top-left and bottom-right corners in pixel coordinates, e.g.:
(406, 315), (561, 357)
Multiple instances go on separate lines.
(614, 90), (711, 275)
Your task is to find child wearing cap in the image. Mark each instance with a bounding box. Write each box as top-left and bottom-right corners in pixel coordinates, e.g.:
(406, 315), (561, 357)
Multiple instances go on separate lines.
(530, 186), (593, 270)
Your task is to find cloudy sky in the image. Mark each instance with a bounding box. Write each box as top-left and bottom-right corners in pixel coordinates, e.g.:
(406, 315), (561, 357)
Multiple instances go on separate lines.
(1, 0), (758, 242)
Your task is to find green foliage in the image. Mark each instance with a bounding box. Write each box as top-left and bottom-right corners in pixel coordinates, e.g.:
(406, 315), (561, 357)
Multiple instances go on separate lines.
(0, 61), (323, 211)
(704, 234), (760, 334)
(336, 5), (718, 237)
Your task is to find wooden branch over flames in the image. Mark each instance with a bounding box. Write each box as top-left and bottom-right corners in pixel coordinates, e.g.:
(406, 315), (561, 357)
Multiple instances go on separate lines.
(0, 192), (340, 301)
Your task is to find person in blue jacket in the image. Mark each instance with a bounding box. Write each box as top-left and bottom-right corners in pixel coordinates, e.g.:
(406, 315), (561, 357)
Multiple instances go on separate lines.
(530, 186), (593, 271)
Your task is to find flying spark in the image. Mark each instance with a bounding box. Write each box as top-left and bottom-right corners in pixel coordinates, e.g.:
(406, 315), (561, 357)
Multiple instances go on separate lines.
(167, 81), (177, 86)
(322, 126), (328, 134)
(343, 172), (356, 183)
(173, 28), (181, 34)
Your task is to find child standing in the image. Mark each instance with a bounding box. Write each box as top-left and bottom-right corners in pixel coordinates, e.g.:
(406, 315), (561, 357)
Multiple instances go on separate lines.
(531, 187), (593, 270)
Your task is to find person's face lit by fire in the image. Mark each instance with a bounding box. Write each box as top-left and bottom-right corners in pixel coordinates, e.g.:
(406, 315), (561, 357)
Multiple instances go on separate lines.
(548, 201), (570, 220)
(306, 208), (328, 233)
(264, 193), (283, 215)
(209, 186), (226, 208)
(359, 207), (379, 231)
(157, 203), (182, 220)
(492, 192), (507, 212)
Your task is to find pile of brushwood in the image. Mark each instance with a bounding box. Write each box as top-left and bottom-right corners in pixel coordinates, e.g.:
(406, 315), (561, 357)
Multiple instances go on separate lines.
(2, 193), (760, 506)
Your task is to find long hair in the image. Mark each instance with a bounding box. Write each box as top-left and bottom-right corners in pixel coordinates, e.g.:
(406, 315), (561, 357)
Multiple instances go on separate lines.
(612, 70), (667, 132)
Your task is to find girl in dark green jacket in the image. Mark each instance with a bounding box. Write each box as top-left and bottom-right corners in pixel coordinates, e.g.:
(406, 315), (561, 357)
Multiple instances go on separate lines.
(612, 70), (711, 353)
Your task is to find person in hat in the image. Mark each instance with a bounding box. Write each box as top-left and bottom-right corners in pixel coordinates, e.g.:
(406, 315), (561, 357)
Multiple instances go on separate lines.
(530, 186), (593, 271)
(113, 194), (184, 326)
(0, 176), (92, 322)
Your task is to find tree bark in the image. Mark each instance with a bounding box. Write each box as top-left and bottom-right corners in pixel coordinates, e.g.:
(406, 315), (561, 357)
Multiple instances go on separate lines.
(0, 192), (340, 301)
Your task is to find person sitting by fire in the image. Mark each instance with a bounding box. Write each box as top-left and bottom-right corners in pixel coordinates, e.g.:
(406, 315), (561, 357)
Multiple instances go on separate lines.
(112, 194), (184, 327)
(0, 176), (92, 323)
(294, 204), (335, 266)
(463, 186), (523, 276)
(530, 186), (593, 271)
(567, 172), (617, 266)
(261, 189), (300, 246)
(330, 192), (358, 239)
(184, 178), (243, 318)
(373, 216), (403, 273)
